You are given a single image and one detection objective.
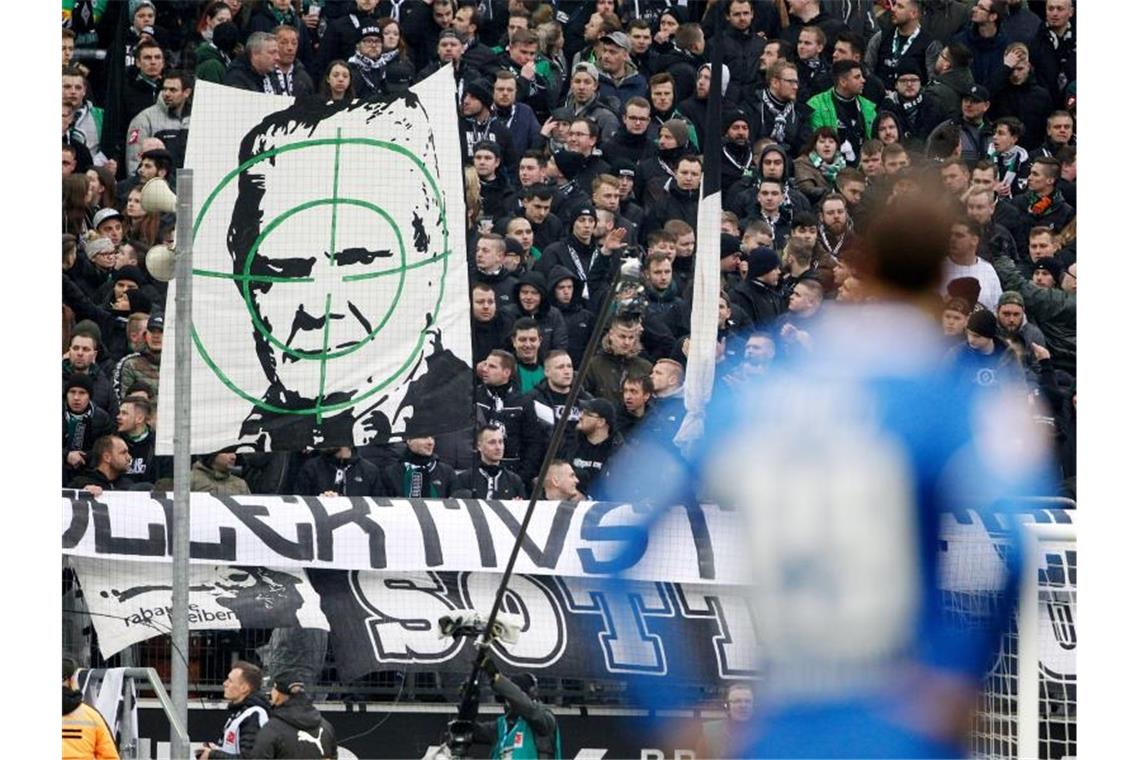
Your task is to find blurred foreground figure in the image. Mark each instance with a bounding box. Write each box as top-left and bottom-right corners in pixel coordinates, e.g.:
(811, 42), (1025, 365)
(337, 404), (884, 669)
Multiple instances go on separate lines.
(599, 203), (1050, 758)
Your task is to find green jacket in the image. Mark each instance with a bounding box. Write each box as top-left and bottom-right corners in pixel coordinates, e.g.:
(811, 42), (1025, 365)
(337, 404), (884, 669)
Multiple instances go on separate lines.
(992, 253), (1076, 375)
(190, 461), (251, 496)
(807, 89), (877, 138)
(195, 41), (228, 85)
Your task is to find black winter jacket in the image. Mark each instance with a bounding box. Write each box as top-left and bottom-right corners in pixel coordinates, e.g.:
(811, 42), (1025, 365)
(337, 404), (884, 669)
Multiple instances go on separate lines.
(249, 694), (336, 758)
(295, 451), (383, 496)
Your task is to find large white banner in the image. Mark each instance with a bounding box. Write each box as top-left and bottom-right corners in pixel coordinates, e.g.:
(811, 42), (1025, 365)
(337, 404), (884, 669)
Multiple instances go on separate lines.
(157, 72), (472, 454)
(71, 558), (327, 656)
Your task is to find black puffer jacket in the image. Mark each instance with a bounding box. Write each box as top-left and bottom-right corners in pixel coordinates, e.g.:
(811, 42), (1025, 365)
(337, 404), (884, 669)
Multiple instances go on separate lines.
(295, 450), (383, 496)
(504, 270), (568, 356)
(249, 693), (336, 758)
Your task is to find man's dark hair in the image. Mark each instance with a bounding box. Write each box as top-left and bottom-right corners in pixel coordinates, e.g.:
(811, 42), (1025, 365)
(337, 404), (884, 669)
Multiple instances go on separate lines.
(834, 29), (865, 57)
(476, 422), (502, 441)
(91, 435), (121, 464)
(458, 2), (482, 29)
(62, 64), (88, 82)
(623, 373), (654, 395)
(628, 18), (651, 32)
(941, 157), (969, 174)
(792, 211), (818, 229)
(831, 59), (861, 79)
(520, 148), (546, 164)
(926, 122), (961, 159)
(819, 192), (847, 210)
(943, 42), (974, 70)
(1054, 145), (1076, 165)
(952, 216), (981, 237)
(522, 184), (554, 202)
(511, 316), (541, 337)
(854, 201), (950, 295)
(135, 38), (163, 58)
(63, 656), (78, 682)
(972, 158), (996, 176)
(675, 22), (703, 51)
(232, 660), (264, 692)
(488, 348), (516, 374)
(646, 229), (677, 249)
(571, 117), (600, 141)
(994, 116), (1023, 139)
(163, 69), (195, 91)
(763, 38), (794, 62)
(835, 168), (865, 188)
(126, 381), (154, 399)
(648, 72), (675, 89)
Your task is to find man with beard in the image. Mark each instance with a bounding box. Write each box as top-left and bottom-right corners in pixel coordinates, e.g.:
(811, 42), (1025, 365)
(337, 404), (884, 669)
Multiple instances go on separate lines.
(126, 70), (192, 173)
(742, 61), (812, 159)
(380, 435), (458, 498)
(880, 59), (941, 147)
(868, 0), (935, 89)
(565, 398), (623, 496)
(720, 110), (754, 192)
(602, 97), (656, 164)
(562, 62), (620, 143)
(116, 398), (158, 485)
(67, 434), (136, 495)
(317, 0), (387, 75)
(460, 79), (516, 167)
(491, 70), (543, 157)
(815, 193), (855, 263)
(197, 661), (270, 759)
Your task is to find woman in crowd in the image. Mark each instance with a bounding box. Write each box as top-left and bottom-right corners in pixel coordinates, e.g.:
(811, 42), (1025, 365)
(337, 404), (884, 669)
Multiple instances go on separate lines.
(794, 127), (846, 205)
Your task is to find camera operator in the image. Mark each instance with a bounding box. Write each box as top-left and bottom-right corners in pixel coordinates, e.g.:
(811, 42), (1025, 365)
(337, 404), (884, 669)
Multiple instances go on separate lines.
(456, 653), (562, 759)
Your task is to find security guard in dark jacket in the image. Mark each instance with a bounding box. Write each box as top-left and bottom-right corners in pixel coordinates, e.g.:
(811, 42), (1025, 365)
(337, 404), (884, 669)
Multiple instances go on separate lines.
(249, 674), (336, 758)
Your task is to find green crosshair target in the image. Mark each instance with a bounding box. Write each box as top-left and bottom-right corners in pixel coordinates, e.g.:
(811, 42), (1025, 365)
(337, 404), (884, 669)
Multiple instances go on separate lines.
(189, 129), (452, 420)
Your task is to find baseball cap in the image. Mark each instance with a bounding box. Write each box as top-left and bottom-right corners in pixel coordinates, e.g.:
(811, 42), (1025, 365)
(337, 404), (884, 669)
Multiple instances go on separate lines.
(358, 24), (383, 41)
(572, 61), (600, 81)
(147, 314), (165, 332)
(997, 291), (1025, 308)
(963, 84), (991, 102)
(601, 32), (631, 51)
(1033, 256), (1063, 284)
(93, 208), (124, 229)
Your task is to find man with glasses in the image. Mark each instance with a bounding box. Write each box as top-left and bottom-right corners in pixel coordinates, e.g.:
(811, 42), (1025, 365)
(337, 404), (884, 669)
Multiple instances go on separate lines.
(565, 117), (612, 193)
(602, 97), (656, 164)
(880, 58), (940, 146)
(742, 61), (812, 158)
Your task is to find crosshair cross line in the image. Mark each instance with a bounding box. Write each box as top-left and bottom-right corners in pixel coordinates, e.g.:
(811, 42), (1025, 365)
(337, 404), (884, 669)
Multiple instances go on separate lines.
(315, 129), (344, 422)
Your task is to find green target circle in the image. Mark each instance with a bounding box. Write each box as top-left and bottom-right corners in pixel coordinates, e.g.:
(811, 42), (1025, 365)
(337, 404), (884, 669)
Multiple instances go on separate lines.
(189, 135), (451, 417)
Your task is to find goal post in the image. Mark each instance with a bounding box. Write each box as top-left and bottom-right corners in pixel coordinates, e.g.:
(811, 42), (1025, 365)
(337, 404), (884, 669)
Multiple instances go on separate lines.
(1017, 522), (1077, 760)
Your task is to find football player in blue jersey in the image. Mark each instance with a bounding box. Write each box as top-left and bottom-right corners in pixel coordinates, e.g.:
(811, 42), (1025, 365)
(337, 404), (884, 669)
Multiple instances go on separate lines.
(598, 201), (1053, 758)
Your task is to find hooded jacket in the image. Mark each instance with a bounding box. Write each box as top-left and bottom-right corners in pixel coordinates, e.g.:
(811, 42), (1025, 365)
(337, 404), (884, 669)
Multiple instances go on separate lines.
(475, 379), (526, 468)
(195, 41), (230, 84)
(249, 693), (336, 758)
(506, 270), (569, 355)
(208, 692), (271, 760)
(726, 143), (812, 220)
(598, 61), (648, 108)
(925, 66), (976, 124)
(955, 23), (1010, 89)
(546, 265), (594, 368)
(640, 177), (700, 243)
(63, 686), (118, 760)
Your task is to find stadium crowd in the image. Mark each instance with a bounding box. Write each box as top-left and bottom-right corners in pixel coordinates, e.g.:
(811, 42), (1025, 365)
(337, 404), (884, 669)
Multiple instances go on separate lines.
(62, 0), (1077, 506)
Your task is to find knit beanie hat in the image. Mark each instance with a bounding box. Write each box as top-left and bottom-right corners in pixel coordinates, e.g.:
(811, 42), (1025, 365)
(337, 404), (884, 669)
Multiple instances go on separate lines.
(465, 78), (494, 109)
(720, 233), (742, 259)
(72, 319), (103, 344)
(1033, 257), (1063, 285)
(966, 309), (998, 340)
(746, 247), (780, 278)
(553, 149), (587, 180)
(65, 373), (94, 397)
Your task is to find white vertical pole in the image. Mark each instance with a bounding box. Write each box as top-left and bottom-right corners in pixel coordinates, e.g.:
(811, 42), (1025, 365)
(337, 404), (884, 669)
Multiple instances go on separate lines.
(170, 169), (194, 759)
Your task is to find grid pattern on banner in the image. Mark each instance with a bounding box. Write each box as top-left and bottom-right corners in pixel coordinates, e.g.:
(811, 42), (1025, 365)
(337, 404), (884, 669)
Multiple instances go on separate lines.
(960, 536), (1077, 760)
(155, 75), (472, 456)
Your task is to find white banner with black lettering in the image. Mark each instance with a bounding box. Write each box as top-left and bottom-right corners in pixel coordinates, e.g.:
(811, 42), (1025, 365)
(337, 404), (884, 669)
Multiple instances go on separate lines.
(63, 494), (1075, 683)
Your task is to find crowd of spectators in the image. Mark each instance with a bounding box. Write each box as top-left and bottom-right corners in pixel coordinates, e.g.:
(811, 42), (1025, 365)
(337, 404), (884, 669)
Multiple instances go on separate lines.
(62, 0), (1077, 503)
